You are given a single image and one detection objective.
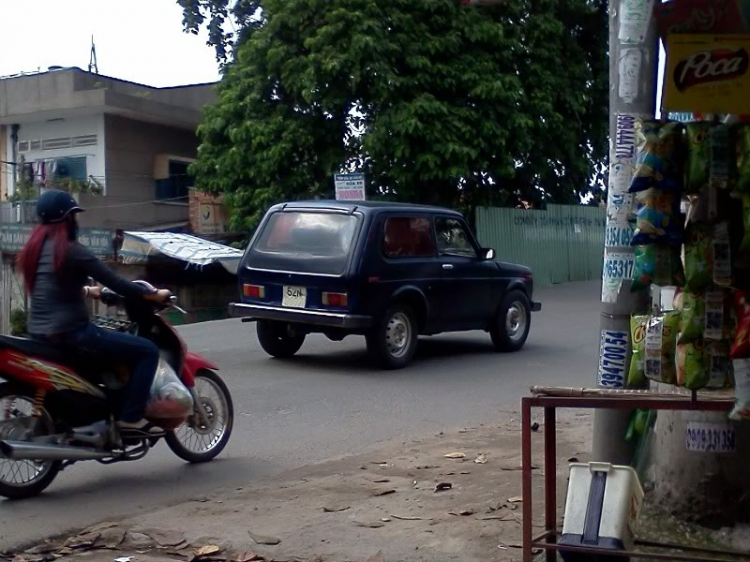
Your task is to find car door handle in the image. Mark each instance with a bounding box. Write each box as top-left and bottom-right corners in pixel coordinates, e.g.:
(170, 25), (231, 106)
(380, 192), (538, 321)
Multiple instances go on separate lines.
(442, 264), (454, 270)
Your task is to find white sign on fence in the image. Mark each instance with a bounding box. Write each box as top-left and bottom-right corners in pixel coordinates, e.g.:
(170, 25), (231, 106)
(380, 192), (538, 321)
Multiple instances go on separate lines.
(334, 173), (366, 201)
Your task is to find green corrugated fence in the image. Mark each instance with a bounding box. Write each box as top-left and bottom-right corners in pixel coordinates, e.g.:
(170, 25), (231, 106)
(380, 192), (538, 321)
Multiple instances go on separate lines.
(475, 205), (606, 286)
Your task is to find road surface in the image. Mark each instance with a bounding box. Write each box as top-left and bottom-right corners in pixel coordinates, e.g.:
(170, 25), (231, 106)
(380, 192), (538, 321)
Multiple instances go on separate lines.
(0, 281), (599, 549)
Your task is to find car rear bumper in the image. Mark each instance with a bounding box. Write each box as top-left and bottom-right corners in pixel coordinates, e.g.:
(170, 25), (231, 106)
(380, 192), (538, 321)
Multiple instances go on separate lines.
(531, 301), (542, 312)
(229, 303), (373, 330)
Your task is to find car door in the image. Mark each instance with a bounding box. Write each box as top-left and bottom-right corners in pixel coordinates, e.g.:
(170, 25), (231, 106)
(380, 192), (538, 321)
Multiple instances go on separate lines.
(435, 216), (495, 328)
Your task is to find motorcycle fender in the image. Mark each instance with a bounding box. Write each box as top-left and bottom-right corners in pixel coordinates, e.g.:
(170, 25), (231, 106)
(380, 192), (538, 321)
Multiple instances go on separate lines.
(182, 353), (218, 387)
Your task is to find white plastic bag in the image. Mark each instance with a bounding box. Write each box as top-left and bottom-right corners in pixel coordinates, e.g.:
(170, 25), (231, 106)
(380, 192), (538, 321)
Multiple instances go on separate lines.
(731, 359), (750, 421)
(145, 359), (194, 419)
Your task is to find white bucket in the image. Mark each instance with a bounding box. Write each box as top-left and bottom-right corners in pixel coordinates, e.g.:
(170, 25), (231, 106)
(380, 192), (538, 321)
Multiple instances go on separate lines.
(558, 462), (644, 560)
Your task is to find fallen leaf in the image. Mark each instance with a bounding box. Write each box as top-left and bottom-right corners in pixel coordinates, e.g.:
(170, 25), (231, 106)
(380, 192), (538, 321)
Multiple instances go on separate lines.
(459, 509), (475, 516)
(122, 532), (153, 550)
(196, 545), (222, 557)
(415, 465), (438, 469)
(148, 530), (186, 548)
(114, 557), (132, 562)
(380, 518), (392, 523)
(444, 472), (456, 476)
(443, 453), (465, 459)
(434, 482), (453, 493)
(372, 488), (396, 497)
(322, 504), (350, 513)
(507, 496), (523, 503)
(474, 454), (488, 464)
(459, 471), (471, 475)
(352, 520), (385, 529)
(233, 553), (265, 562)
(372, 479), (390, 483)
(83, 522), (119, 534)
(531, 422), (540, 432)
(248, 533), (281, 546)
(390, 514), (428, 521)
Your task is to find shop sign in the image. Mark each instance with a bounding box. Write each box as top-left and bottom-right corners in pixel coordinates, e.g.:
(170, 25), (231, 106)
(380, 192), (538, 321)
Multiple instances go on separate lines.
(664, 34), (750, 115)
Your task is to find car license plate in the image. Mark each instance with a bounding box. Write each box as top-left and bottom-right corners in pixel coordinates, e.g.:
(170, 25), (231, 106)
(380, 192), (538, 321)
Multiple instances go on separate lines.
(282, 286), (307, 308)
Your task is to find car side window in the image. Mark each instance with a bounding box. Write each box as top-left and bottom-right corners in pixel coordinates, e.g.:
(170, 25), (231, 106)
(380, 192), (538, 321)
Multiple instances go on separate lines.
(383, 217), (437, 258)
(435, 217), (478, 258)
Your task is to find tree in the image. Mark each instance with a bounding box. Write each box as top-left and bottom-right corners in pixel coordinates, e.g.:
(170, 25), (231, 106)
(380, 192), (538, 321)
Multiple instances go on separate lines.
(184, 0), (608, 231)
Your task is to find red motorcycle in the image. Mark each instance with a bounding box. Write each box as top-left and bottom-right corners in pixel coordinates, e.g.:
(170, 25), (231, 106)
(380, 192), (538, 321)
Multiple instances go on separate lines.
(0, 282), (233, 499)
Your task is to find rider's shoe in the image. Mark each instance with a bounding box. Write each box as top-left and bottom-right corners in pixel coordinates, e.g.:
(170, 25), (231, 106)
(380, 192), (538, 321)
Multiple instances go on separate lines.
(117, 419), (164, 437)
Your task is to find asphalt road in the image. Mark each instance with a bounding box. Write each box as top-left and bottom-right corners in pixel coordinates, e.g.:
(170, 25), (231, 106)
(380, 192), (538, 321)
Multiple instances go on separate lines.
(0, 280), (600, 549)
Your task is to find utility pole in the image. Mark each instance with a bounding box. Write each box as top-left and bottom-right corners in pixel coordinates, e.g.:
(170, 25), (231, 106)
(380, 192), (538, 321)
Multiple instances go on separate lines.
(594, 0), (659, 463)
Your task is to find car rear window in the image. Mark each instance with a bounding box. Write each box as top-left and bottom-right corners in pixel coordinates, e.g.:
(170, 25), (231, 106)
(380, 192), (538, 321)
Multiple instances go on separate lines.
(247, 211), (360, 275)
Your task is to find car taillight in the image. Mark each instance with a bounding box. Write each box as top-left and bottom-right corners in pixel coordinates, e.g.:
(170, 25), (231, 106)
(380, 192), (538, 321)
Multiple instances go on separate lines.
(243, 284), (266, 299)
(322, 292), (348, 307)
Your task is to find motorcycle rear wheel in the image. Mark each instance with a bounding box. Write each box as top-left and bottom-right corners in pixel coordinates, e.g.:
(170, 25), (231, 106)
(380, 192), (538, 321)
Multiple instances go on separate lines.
(0, 384), (61, 500)
(165, 370), (233, 463)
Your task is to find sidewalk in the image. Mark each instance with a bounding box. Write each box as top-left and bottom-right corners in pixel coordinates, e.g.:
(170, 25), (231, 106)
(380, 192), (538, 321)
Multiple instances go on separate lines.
(5, 411), (593, 562)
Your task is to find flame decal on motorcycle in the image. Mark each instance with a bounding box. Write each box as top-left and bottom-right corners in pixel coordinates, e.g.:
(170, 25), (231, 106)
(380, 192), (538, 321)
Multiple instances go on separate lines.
(5, 352), (106, 399)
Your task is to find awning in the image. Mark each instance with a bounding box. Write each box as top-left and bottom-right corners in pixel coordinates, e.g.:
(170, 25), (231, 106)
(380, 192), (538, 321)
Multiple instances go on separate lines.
(121, 231), (243, 274)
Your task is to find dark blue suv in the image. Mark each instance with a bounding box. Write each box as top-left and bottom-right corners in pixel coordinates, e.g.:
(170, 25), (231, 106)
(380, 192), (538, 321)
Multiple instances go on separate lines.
(230, 201), (541, 369)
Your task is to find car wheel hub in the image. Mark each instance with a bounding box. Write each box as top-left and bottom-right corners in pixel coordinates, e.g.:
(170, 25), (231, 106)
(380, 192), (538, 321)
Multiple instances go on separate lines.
(506, 303), (527, 341)
(386, 312), (412, 358)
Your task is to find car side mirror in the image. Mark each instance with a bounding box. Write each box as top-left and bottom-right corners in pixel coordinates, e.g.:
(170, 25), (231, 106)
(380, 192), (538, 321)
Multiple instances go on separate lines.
(484, 248), (496, 261)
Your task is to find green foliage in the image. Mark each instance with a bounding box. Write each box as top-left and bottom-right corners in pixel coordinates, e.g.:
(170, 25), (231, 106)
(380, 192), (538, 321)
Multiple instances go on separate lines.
(9, 176), (104, 204)
(10, 308), (27, 337)
(186, 0), (608, 231)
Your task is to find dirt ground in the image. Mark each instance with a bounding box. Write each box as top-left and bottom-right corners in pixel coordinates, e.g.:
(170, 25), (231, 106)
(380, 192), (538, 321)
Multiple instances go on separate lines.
(4, 410), (748, 562)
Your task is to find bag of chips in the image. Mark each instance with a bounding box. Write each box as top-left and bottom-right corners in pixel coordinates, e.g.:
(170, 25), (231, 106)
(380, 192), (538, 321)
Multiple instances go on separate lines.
(686, 122), (711, 194)
(735, 125), (750, 195)
(628, 314), (649, 388)
(730, 358), (750, 421)
(630, 189), (683, 246)
(710, 123), (731, 190)
(706, 342), (734, 389)
(679, 290), (731, 344)
(630, 311), (680, 386)
(631, 245), (685, 291)
(630, 121), (685, 193)
(712, 222), (733, 287)
(730, 290), (750, 359)
(684, 224), (713, 292)
(676, 341), (709, 390)
(742, 196), (750, 253)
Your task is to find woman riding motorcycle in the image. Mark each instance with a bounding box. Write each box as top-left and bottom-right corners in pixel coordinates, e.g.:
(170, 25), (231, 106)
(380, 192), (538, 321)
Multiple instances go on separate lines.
(17, 190), (171, 436)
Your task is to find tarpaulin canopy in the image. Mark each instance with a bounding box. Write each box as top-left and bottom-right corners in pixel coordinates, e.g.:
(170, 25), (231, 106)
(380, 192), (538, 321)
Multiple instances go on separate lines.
(121, 231), (243, 274)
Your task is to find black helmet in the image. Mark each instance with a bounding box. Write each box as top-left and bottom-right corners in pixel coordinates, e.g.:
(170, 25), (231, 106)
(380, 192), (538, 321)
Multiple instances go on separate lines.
(36, 190), (84, 224)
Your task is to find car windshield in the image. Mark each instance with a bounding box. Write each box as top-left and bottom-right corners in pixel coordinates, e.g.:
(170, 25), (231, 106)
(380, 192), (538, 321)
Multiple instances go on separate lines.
(247, 211), (360, 275)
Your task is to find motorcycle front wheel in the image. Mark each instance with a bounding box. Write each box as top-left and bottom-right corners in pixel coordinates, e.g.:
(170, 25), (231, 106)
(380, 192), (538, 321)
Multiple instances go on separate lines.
(165, 370), (233, 463)
(0, 384), (61, 500)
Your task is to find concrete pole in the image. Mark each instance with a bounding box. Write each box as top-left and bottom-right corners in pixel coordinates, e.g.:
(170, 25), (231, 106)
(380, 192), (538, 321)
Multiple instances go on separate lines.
(593, 0), (659, 463)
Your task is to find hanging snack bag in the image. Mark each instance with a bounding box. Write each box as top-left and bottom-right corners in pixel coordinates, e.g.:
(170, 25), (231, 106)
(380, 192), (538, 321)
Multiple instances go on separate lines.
(706, 342), (734, 390)
(628, 314), (649, 388)
(684, 224), (713, 292)
(730, 358), (750, 421)
(742, 196), (750, 253)
(712, 222), (733, 287)
(710, 123), (731, 190)
(631, 245), (685, 291)
(735, 125), (750, 195)
(730, 290), (750, 359)
(686, 122), (711, 194)
(630, 121), (685, 193)
(643, 311), (680, 385)
(679, 290), (731, 344)
(631, 188), (683, 246)
(676, 341), (709, 390)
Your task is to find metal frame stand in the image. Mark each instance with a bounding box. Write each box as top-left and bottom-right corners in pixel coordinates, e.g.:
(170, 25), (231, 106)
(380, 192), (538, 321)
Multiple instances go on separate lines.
(521, 390), (745, 562)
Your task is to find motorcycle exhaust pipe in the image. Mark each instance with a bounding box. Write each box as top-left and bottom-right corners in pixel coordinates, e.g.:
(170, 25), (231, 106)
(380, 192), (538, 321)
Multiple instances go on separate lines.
(0, 440), (110, 461)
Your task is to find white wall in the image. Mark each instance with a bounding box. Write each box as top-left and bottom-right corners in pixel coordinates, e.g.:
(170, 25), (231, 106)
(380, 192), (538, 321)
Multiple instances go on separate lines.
(9, 114), (106, 195)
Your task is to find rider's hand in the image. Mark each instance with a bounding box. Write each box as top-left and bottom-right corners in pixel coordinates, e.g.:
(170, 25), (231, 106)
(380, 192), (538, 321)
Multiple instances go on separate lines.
(84, 286), (102, 300)
(145, 289), (172, 303)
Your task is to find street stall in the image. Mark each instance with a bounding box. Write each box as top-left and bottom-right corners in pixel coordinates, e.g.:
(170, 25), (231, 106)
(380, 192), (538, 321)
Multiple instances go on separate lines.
(523, 0), (750, 560)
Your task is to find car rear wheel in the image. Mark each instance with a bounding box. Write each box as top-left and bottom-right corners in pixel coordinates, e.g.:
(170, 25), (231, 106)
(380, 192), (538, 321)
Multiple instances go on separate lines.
(491, 290), (531, 352)
(257, 320), (306, 358)
(366, 304), (418, 370)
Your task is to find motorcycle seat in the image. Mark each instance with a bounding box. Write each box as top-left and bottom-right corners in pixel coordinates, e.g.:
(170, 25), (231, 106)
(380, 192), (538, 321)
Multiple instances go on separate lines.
(0, 335), (72, 366)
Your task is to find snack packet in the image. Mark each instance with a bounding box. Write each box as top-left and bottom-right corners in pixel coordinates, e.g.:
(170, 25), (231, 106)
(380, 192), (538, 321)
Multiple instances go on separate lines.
(735, 125), (750, 195)
(676, 341), (709, 390)
(706, 342), (734, 390)
(631, 188), (683, 246)
(730, 358), (750, 421)
(631, 245), (685, 291)
(710, 123), (731, 190)
(630, 120), (685, 193)
(684, 224), (713, 292)
(628, 314), (649, 388)
(730, 290), (750, 359)
(742, 196), (750, 253)
(712, 222), (733, 287)
(679, 290), (731, 344)
(685, 122), (711, 194)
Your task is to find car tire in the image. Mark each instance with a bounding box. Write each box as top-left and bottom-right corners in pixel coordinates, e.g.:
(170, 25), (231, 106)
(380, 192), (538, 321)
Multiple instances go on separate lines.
(257, 320), (305, 358)
(366, 304), (418, 370)
(491, 290), (531, 352)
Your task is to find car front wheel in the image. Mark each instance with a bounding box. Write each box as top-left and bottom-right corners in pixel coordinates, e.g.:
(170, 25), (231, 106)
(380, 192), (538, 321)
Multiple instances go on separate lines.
(257, 320), (306, 358)
(366, 304), (418, 369)
(491, 290), (531, 352)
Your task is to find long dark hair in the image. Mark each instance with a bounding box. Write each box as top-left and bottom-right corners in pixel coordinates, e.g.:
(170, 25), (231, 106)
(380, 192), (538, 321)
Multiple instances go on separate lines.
(17, 221), (72, 293)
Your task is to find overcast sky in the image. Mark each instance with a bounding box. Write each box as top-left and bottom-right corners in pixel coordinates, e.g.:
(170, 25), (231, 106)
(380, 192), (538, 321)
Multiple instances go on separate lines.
(0, 0), (222, 87)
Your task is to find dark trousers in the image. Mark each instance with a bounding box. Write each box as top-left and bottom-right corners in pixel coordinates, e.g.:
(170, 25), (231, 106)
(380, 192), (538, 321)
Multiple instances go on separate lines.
(60, 323), (159, 422)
